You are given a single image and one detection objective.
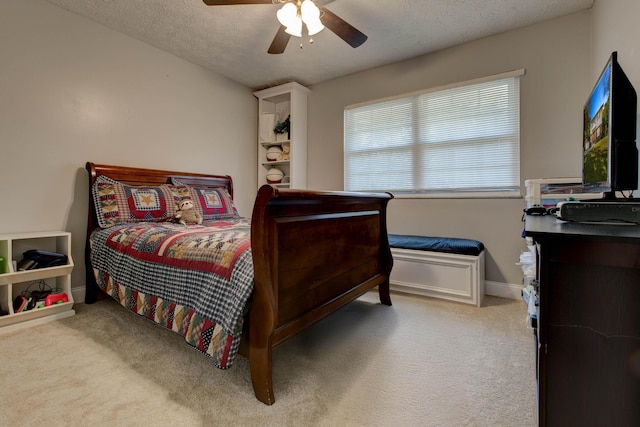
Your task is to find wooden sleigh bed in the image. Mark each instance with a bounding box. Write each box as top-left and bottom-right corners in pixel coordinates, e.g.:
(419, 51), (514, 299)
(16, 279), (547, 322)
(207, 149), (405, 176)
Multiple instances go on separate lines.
(84, 162), (393, 405)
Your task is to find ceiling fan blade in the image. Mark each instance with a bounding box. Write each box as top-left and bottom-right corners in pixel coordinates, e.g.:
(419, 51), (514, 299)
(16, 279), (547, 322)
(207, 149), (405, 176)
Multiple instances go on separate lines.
(319, 7), (367, 48)
(203, 0), (275, 5)
(268, 25), (291, 54)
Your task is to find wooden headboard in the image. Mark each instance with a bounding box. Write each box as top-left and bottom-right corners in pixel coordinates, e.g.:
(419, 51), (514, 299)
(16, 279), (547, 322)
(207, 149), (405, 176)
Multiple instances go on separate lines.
(86, 162), (233, 193)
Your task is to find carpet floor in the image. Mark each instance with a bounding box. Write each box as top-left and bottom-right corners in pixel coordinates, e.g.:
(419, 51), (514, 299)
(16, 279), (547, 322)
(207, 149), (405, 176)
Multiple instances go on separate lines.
(0, 292), (536, 426)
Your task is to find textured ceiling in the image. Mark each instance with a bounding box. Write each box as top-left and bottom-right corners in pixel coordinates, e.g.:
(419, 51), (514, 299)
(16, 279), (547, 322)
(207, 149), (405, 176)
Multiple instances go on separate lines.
(45, 0), (594, 90)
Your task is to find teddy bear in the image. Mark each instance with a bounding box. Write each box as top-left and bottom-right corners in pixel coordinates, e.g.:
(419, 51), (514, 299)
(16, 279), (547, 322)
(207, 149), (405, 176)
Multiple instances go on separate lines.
(278, 142), (290, 161)
(174, 199), (202, 225)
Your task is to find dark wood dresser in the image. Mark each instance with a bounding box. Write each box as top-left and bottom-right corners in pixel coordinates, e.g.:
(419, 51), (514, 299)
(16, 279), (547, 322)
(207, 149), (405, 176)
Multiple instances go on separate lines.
(525, 215), (640, 426)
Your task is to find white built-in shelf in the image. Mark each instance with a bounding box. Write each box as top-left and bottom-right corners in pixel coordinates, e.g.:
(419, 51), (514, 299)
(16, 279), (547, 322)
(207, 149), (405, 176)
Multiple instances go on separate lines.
(0, 231), (75, 333)
(254, 82), (310, 189)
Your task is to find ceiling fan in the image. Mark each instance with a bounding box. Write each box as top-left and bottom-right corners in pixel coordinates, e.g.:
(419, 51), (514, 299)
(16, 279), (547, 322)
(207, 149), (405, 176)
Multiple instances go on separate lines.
(202, 0), (367, 54)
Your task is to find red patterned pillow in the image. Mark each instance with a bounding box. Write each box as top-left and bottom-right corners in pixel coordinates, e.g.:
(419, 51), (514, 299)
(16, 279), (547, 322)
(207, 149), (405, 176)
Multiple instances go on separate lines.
(92, 176), (178, 228)
(169, 179), (239, 221)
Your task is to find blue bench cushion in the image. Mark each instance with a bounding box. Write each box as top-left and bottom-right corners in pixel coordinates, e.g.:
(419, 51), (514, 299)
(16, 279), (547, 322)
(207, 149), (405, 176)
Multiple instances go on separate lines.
(388, 234), (484, 257)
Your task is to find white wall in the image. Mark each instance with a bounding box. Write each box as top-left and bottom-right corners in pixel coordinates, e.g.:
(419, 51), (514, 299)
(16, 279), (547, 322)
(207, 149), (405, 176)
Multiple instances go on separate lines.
(592, 0), (640, 82)
(592, 0), (640, 194)
(307, 11), (592, 291)
(0, 0), (257, 293)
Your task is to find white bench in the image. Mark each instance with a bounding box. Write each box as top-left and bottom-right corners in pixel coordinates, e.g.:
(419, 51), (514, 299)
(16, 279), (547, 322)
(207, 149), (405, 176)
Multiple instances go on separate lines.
(388, 234), (485, 307)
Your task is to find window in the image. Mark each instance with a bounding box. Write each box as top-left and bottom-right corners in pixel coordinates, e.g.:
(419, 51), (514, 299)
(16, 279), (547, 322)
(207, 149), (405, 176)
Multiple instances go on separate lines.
(344, 70), (524, 197)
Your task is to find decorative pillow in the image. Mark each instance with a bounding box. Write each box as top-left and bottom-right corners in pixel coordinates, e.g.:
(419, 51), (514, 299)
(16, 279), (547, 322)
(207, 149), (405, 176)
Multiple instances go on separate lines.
(169, 179), (239, 220)
(92, 176), (178, 228)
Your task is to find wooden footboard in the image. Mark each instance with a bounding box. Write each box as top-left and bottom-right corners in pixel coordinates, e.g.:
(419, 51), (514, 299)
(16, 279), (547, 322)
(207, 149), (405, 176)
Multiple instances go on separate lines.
(247, 185), (393, 405)
(84, 163), (393, 405)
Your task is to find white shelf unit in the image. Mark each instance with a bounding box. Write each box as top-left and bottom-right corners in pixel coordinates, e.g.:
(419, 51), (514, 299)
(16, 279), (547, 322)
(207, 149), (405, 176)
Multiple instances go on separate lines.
(0, 231), (75, 331)
(254, 82), (310, 189)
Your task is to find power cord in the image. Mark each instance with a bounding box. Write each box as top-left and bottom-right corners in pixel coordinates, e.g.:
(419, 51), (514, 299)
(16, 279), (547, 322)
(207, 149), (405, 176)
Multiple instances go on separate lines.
(23, 280), (55, 299)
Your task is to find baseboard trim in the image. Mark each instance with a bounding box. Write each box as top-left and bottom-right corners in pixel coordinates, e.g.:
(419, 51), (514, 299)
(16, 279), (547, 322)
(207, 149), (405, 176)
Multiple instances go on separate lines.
(484, 281), (522, 300)
(72, 286), (85, 305)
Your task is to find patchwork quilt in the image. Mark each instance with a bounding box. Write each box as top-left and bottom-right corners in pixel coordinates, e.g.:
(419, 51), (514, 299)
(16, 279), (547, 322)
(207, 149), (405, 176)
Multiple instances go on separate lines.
(89, 218), (253, 369)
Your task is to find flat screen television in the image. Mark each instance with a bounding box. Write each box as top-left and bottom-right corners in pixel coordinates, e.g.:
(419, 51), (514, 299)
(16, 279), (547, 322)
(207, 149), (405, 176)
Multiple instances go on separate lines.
(582, 51), (638, 200)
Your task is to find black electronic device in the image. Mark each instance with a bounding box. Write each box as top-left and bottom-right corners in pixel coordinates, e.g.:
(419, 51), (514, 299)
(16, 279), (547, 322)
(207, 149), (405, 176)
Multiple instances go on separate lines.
(556, 200), (640, 223)
(17, 250), (67, 270)
(582, 51), (638, 200)
(524, 206), (548, 216)
(16, 259), (37, 271)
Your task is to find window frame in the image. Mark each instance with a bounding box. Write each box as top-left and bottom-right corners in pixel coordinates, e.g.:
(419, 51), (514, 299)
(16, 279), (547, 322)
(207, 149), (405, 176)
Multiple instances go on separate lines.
(343, 69), (525, 199)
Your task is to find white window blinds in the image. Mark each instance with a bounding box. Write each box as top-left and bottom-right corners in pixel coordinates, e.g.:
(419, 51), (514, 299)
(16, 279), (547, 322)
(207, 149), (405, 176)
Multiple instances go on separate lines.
(344, 70), (523, 196)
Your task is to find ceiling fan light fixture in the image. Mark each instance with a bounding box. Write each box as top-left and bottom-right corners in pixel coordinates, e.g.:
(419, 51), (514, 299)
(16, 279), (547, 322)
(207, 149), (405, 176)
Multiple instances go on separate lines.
(304, 18), (324, 36)
(276, 2), (298, 28)
(301, 0), (324, 36)
(284, 19), (302, 37)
